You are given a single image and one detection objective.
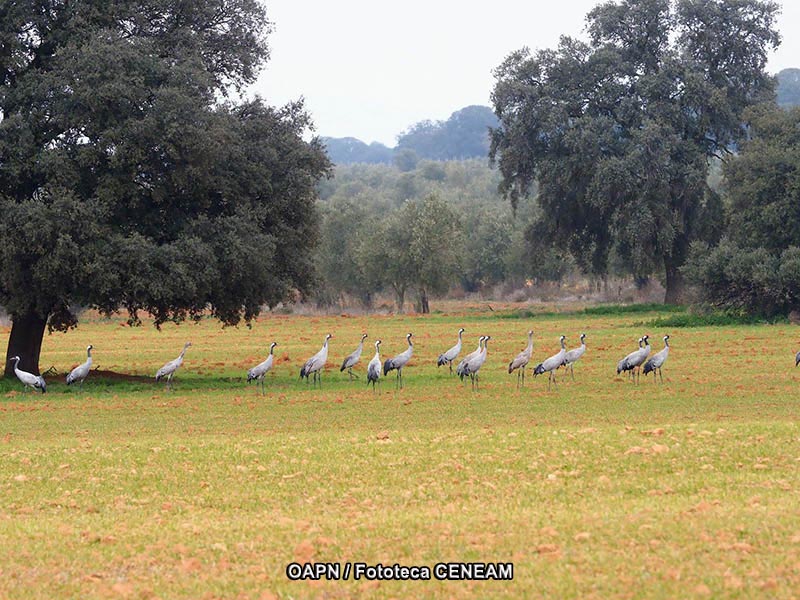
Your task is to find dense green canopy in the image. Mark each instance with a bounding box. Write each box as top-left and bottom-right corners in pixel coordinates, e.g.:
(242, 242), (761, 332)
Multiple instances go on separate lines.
(490, 0), (780, 303)
(0, 0), (331, 375)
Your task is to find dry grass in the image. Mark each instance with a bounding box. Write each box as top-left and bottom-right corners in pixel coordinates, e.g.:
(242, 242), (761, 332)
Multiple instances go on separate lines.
(1, 306), (799, 598)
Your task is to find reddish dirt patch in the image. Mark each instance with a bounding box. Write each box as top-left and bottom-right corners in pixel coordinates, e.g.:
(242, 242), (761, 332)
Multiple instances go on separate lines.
(91, 370), (153, 383)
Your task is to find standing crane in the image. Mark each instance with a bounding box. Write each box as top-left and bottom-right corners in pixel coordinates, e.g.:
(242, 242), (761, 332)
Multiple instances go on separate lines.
(616, 335), (650, 384)
(300, 334), (332, 388)
(457, 336), (485, 382)
(643, 335), (670, 382)
(533, 335), (566, 390)
(367, 340), (382, 391)
(383, 332), (413, 389)
(562, 333), (587, 381)
(340, 333), (368, 380)
(66, 345), (93, 389)
(508, 330), (534, 388)
(155, 341), (192, 390)
(8, 356), (46, 393)
(247, 341), (277, 394)
(437, 328), (465, 374)
(617, 338), (643, 380)
(465, 335), (490, 390)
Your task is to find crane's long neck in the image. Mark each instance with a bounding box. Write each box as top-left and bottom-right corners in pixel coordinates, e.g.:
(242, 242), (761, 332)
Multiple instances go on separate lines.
(270, 344), (276, 355)
(526, 334), (533, 351)
(87, 348), (93, 358)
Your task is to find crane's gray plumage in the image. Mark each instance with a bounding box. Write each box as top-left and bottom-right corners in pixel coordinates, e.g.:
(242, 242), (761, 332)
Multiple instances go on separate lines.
(617, 335), (650, 384)
(247, 341), (277, 394)
(300, 334), (332, 387)
(462, 335), (490, 390)
(617, 337), (643, 377)
(383, 333), (413, 388)
(533, 335), (566, 390)
(643, 335), (669, 382)
(437, 328), (465, 374)
(340, 333), (368, 379)
(367, 340), (382, 390)
(9, 356), (46, 393)
(562, 333), (586, 381)
(155, 341), (191, 390)
(796, 349), (800, 367)
(508, 330), (533, 388)
(457, 336), (485, 381)
(66, 344), (93, 389)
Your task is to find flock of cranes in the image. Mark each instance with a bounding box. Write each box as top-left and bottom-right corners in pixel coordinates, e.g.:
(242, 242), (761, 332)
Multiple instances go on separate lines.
(6, 329), (676, 394)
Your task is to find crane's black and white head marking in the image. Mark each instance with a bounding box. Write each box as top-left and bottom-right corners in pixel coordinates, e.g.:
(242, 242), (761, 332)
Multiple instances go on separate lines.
(361, 333), (368, 340)
(271, 341), (278, 349)
(580, 333), (586, 341)
(87, 344), (93, 350)
(459, 328), (465, 334)
(376, 340), (382, 347)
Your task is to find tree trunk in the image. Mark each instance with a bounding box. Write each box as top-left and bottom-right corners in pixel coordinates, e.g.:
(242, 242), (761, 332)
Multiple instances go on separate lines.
(394, 285), (405, 313)
(4, 311), (48, 377)
(664, 260), (687, 305)
(418, 289), (430, 314)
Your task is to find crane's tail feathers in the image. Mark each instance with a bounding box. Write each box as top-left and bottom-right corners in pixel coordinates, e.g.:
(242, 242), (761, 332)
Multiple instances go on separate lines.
(437, 355), (447, 367)
(383, 359), (394, 376)
(533, 363), (545, 376)
(642, 361), (654, 375)
(508, 362), (514, 374)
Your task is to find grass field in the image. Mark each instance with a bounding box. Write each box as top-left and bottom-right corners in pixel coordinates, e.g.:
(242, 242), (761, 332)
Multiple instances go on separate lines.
(1, 302), (799, 599)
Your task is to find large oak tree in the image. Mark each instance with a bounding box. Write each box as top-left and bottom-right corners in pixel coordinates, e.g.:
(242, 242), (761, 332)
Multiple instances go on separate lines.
(489, 0), (780, 303)
(0, 0), (331, 376)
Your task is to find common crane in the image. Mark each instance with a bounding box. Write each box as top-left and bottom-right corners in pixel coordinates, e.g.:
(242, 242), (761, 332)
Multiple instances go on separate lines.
(508, 330), (534, 388)
(465, 335), (490, 390)
(533, 335), (566, 390)
(643, 335), (669, 382)
(300, 334), (332, 388)
(247, 341), (277, 394)
(617, 337), (642, 380)
(9, 356), (46, 393)
(340, 333), (368, 380)
(66, 345), (93, 389)
(367, 340), (382, 390)
(383, 332), (413, 389)
(616, 335), (650, 384)
(562, 333), (586, 381)
(457, 336), (485, 382)
(437, 328), (465, 374)
(155, 341), (192, 390)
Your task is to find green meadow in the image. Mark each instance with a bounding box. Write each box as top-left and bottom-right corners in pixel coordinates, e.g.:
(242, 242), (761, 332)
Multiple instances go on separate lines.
(1, 303), (799, 599)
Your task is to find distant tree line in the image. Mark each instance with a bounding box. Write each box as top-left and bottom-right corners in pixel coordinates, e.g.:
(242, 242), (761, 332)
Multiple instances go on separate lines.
(314, 159), (576, 312)
(322, 105), (498, 166)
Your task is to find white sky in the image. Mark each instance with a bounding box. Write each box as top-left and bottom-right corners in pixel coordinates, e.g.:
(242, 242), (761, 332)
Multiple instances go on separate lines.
(251, 0), (800, 147)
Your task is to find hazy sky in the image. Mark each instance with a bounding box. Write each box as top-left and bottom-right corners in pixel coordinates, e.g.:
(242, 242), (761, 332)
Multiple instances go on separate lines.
(251, 0), (800, 147)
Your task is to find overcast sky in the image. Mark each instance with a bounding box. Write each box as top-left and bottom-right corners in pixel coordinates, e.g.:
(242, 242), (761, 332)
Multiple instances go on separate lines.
(251, 0), (800, 147)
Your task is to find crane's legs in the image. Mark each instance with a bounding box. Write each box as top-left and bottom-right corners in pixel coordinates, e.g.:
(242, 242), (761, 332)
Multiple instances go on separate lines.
(449, 361), (453, 375)
(348, 367), (358, 380)
(570, 364), (575, 381)
(659, 368), (664, 383)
